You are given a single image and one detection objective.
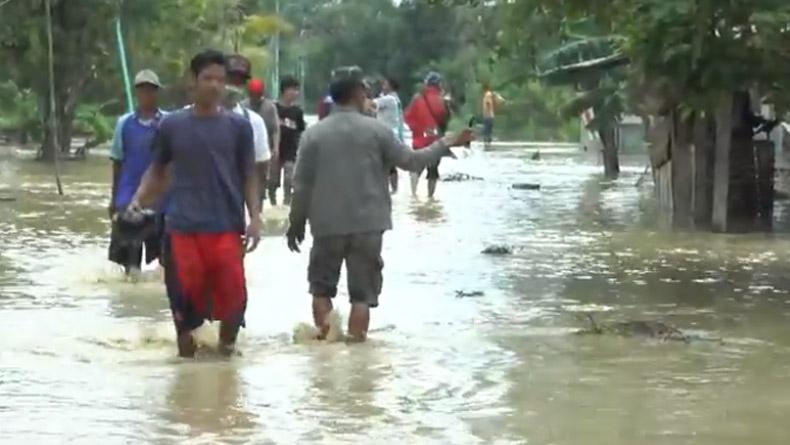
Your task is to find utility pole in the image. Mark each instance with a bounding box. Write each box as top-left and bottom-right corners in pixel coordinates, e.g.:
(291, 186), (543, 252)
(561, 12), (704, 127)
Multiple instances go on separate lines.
(45, 0), (64, 195)
(273, 0), (280, 100)
(298, 26), (306, 105)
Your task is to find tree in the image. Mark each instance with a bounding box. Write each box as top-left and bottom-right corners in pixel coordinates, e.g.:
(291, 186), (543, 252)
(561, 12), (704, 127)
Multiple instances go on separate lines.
(0, 0), (284, 160)
(537, 33), (627, 178)
(494, 0), (790, 230)
(0, 0), (127, 160)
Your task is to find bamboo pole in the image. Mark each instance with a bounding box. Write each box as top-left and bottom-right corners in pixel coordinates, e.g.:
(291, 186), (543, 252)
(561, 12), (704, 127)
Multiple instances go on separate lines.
(45, 0), (64, 196)
(115, 17), (134, 113)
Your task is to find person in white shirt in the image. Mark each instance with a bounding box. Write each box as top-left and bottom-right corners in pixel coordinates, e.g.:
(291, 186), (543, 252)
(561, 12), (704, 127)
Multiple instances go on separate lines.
(227, 89), (270, 163)
(374, 77), (405, 193)
(226, 54), (271, 206)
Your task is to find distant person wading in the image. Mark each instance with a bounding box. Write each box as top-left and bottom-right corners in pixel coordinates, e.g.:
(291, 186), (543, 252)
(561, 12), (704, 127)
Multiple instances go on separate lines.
(226, 54), (271, 205)
(481, 82), (506, 148)
(244, 78), (281, 208)
(271, 76), (306, 206)
(374, 77), (405, 194)
(404, 71), (450, 198)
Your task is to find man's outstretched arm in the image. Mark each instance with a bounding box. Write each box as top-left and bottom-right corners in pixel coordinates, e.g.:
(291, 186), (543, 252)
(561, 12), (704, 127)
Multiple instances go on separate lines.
(383, 128), (474, 172)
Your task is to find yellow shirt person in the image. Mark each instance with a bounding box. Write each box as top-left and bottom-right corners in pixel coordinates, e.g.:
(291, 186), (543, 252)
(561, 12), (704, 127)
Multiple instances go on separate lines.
(481, 84), (505, 145)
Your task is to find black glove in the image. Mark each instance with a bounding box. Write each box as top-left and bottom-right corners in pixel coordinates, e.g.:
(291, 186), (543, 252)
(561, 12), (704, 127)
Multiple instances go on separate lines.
(286, 220), (305, 253)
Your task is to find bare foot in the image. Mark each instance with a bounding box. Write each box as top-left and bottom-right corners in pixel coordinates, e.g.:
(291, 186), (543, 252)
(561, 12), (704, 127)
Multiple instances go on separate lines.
(177, 332), (196, 358)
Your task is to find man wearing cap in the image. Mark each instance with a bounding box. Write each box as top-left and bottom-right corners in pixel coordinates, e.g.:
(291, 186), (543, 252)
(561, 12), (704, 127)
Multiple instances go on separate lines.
(108, 69), (167, 276)
(404, 71), (450, 198)
(226, 55), (270, 206)
(243, 78), (280, 208)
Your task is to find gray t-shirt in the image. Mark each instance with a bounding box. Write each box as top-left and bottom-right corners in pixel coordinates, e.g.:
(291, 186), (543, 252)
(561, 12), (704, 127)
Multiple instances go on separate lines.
(289, 106), (452, 237)
(243, 98), (280, 148)
(154, 109), (255, 233)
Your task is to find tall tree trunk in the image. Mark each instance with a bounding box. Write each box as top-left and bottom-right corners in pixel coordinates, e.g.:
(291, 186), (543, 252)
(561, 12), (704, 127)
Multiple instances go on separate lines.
(39, 95), (74, 161)
(755, 140), (775, 231)
(671, 111), (694, 229)
(38, 72), (85, 161)
(712, 91), (759, 233)
(728, 91), (758, 232)
(712, 94), (733, 232)
(692, 112), (715, 229)
(598, 122), (620, 179)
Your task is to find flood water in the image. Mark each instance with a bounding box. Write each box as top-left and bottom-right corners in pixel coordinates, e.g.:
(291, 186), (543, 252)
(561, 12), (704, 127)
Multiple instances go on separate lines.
(2, 143), (790, 444)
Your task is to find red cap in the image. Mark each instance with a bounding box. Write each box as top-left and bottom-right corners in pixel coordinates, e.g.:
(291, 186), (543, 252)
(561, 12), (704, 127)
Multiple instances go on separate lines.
(248, 78), (265, 95)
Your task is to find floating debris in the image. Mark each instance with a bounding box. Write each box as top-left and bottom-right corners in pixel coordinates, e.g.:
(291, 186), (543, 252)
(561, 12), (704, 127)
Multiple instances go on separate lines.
(512, 183), (540, 190)
(481, 245), (513, 255)
(442, 172), (483, 182)
(455, 290), (485, 298)
(574, 314), (722, 343)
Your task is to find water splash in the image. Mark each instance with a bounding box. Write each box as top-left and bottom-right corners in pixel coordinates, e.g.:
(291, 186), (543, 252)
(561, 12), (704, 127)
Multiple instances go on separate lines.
(292, 310), (344, 344)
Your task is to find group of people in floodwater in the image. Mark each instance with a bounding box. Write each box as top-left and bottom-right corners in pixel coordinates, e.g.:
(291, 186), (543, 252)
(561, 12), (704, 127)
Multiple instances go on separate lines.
(108, 49), (509, 357)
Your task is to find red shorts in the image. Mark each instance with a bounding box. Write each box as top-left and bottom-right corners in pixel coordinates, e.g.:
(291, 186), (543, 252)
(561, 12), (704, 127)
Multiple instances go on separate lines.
(167, 232), (246, 328)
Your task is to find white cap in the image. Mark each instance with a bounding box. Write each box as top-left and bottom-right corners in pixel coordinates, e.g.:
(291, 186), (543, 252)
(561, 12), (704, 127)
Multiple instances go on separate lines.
(134, 69), (161, 88)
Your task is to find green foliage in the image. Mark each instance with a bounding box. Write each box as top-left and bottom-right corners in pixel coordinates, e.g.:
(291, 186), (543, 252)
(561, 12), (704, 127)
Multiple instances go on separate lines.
(73, 102), (115, 149)
(0, 0), (283, 158)
(0, 81), (41, 141)
(271, 0), (578, 140)
(501, 0), (790, 114)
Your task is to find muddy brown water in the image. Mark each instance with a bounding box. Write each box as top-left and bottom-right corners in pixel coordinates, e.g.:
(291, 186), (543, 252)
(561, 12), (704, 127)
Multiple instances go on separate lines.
(2, 144), (790, 444)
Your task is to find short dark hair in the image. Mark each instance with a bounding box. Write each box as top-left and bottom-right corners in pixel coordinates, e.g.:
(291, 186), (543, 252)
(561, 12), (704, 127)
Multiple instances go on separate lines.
(280, 75), (300, 93)
(190, 49), (226, 77)
(385, 77), (400, 92)
(330, 77), (365, 104)
(226, 54), (252, 79)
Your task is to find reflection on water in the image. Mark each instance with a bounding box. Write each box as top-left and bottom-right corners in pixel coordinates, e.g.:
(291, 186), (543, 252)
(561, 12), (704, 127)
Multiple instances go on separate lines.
(2, 144), (790, 444)
(158, 362), (258, 443)
(408, 198), (445, 224)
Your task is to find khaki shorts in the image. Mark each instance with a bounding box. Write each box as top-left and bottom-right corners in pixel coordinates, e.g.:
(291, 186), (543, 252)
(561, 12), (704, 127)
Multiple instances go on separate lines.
(308, 232), (384, 307)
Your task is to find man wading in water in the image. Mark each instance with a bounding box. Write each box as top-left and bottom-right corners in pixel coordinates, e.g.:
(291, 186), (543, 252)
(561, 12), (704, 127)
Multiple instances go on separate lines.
(481, 82), (506, 148)
(244, 78), (280, 208)
(404, 71), (450, 198)
(270, 76), (306, 206)
(129, 50), (261, 357)
(108, 69), (166, 276)
(286, 76), (474, 341)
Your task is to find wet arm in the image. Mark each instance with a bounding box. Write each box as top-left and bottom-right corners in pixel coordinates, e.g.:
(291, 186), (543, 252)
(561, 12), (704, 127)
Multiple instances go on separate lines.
(241, 122), (261, 218)
(297, 109), (306, 132)
(133, 163), (170, 207)
(271, 105), (281, 161)
(382, 129), (452, 172)
(289, 133), (316, 226)
(244, 168), (260, 219)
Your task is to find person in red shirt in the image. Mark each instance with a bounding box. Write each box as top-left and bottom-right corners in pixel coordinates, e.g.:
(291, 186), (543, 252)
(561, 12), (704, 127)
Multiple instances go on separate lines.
(404, 71), (449, 198)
